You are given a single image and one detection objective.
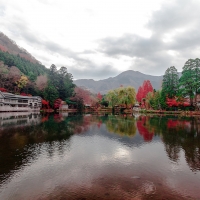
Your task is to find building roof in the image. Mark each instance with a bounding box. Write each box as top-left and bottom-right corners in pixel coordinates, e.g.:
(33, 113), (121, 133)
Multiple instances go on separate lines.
(0, 91), (41, 99)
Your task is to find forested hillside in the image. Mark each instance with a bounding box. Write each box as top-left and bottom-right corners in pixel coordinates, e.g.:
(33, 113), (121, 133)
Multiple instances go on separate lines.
(0, 50), (48, 80)
(0, 32), (39, 64)
(0, 49), (75, 106)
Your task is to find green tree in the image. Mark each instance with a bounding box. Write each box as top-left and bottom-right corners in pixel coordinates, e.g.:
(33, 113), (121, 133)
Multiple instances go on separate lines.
(58, 66), (75, 100)
(147, 90), (166, 110)
(43, 82), (59, 107)
(106, 86), (136, 107)
(162, 66), (179, 98)
(106, 89), (118, 107)
(118, 86), (136, 107)
(179, 58), (200, 107)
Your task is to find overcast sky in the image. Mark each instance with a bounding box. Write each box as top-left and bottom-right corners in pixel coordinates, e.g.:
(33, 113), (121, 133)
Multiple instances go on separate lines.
(0, 0), (200, 80)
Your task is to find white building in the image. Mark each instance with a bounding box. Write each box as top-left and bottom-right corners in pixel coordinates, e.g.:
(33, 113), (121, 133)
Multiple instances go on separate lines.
(0, 91), (42, 112)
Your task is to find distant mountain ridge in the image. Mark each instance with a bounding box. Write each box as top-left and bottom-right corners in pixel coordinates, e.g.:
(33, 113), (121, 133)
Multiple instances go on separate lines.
(74, 70), (164, 94)
(0, 32), (40, 64)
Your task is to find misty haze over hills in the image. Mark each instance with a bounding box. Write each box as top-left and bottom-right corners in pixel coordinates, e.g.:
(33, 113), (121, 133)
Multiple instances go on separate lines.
(74, 70), (164, 94)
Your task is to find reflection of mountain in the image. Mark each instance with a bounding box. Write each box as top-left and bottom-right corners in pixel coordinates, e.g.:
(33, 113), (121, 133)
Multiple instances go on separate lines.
(0, 112), (41, 130)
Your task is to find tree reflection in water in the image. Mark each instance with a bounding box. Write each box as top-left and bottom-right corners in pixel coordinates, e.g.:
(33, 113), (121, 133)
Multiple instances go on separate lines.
(0, 113), (200, 187)
(136, 116), (154, 141)
(138, 115), (200, 171)
(104, 114), (137, 137)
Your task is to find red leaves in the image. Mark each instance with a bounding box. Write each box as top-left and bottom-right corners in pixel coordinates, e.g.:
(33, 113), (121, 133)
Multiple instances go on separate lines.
(54, 98), (62, 109)
(136, 86), (143, 103)
(166, 98), (190, 107)
(97, 92), (102, 101)
(42, 99), (50, 109)
(167, 119), (191, 129)
(20, 93), (32, 96)
(136, 80), (153, 103)
(71, 87), (91, 105)
(137, 116), (154, 141)
(0, 44), (8, 52)
(0, 88), (7, 92)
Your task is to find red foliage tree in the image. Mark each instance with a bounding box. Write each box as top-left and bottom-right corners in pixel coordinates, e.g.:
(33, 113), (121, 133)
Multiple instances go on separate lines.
(54, 98), (62, 109)
(136, 80), (153, 103)
(71, 87), (91, 105)
(136, 86), (143, 103)
(166, 98), (190, 107)
(0, 88), (7, 92)
(42, 99), (50, 109)
(97, 92), (102, 101)
(143, 80), (153, 97)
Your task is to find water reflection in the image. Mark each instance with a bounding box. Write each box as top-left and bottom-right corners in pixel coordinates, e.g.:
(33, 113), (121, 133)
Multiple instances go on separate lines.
(104, 115), (136, 137)
(0, 113), (200, 199)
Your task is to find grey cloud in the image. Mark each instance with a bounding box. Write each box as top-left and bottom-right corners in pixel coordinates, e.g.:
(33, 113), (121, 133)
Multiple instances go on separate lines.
(148, 0), (200, 35)
(99, 34), (164, 57)
(170, 28), (200, 51)
(98, 0), (200, 75)
(70, 64), (119, 80)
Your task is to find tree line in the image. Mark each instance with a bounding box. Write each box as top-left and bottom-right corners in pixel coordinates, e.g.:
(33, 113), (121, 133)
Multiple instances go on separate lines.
(1, 49), (200, 111)
(0, 51), (75, 107)
(136, 58), (200, 110)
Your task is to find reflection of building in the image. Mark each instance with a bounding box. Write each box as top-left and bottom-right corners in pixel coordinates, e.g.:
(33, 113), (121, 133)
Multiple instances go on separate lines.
(133, 103), (140, 112)
(0, 112), (41, 130)
(0, 91), (42, 112)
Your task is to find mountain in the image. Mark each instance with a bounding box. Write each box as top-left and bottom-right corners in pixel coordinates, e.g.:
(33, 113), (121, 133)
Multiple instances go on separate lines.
(0, 32), (40, 64)
(74, 70), (164, 94)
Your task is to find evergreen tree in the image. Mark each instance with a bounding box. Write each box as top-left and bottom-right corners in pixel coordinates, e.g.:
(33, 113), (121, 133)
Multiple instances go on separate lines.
(179, 58), (200, 107)
(162, 66), (179, 98)
(43, 82), (59, 107)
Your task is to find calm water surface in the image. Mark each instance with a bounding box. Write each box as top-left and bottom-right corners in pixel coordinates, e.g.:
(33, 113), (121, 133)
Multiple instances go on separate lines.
(0, 112), (200, 199)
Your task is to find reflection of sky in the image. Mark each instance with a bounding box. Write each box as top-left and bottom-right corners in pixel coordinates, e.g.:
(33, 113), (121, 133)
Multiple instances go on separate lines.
(0, 123), (200, 199)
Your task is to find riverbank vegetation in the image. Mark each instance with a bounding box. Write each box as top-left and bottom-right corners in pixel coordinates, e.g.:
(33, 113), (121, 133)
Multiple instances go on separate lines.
(135, 58), (200, 112)
(1, 48), (200, 112)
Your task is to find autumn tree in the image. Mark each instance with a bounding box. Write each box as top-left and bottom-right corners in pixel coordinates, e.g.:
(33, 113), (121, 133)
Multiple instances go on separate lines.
(142, 80), (153, 98)
(71, 87), (91, 104)
(16, 75), (28, 92)
(54, 98), (62, 109)
(106, 86), (136, 107)
(136, 86), (143, 103)
(136, 80), (153, 104)
(97, 92), (102, 101)
(36, 75), (48, 91)
(106, 89), (119, 107)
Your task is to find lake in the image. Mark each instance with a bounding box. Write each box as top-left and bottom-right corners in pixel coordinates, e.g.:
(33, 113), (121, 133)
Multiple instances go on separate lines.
(0, 112), (200, 199)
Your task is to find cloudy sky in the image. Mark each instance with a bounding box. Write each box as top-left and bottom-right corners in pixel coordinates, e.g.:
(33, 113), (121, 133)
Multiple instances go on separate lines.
(0, 0), (200, 80)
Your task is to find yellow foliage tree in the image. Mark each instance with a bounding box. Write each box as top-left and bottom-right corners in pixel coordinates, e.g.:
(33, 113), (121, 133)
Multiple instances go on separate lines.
(16, 75), (28, 92)
(106, 86), (136, 107)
